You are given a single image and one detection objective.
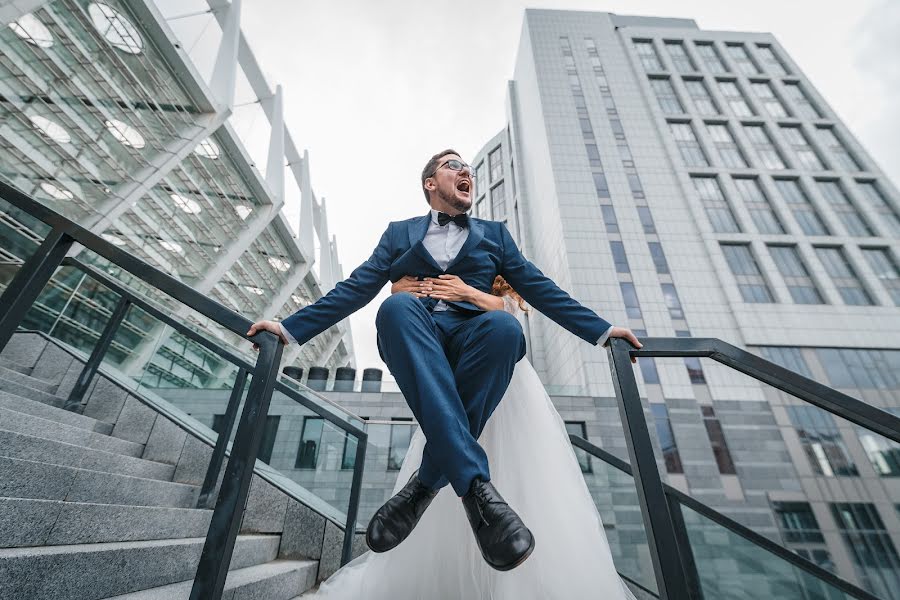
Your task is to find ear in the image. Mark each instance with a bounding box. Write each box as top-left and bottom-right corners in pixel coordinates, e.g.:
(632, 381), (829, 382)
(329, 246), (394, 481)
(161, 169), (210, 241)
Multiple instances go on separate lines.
(424, 177), (436, 192)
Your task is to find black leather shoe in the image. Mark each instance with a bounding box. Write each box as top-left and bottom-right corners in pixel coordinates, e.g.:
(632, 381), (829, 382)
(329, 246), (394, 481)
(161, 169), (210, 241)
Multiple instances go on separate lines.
(366, 471), (439, 553)
(461, 477), (535, 571)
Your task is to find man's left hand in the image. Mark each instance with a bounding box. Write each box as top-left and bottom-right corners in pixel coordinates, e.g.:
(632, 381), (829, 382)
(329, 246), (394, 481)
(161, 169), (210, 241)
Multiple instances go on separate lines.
(426, 274), (475, 303)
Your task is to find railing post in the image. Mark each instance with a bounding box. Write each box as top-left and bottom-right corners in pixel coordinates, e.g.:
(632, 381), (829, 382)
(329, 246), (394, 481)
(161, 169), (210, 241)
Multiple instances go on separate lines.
(607, 338), (693, 600)
(197, 368), (248, 509)
(62, 296), (131, 412)
(342, 429), (368, 566)
(190, 333), (283, 600)
(0, 227), (74, 350)
(665, 493), (705, 599)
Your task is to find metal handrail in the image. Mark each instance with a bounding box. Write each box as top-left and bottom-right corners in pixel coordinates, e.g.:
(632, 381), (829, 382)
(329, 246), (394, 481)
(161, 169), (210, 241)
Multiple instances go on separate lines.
(0, 182), (366, 599)
(604, 336), (898, 600)
(569, 434), (879, 600)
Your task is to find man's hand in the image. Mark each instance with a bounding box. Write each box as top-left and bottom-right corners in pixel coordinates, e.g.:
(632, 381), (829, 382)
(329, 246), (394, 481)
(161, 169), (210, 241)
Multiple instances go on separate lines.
(426, 274), (475, 302)
(604, 327), (643, 364)
(391, 275), (428, 297)
(246, 319), (289, 351)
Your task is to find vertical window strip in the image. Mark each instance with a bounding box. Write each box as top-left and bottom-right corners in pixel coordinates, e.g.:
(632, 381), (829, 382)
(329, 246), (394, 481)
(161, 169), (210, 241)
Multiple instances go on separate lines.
(721, 243), (775, 302)
(676, 330), (706, 383)
(706, 122), (747, 168)
(650, 77), (684, 114)
(860, 248), (900, 306)
(717, 79), (755, 117)
(816, 126), (860, 171)
(670, 121), (709, 167)
(855, 181), (900, 237)
(633, 328), (660, 384)
(787, 406), (859, 477)
(664, 40), (696, 73)
(780, 125), (825, 170)
(733, 177), (784, 233)
(634, 39), (663, 71)
(651, 403), (684, 473)
(768, 245), (825, 304)
(694, 42), (728, 73)
(830, 503), (900, 597)
(816, 180), (873, 236)
(701, 405), (737, 474)
(773, 179), (830, 235)
(620, 281), (642, 319)
(691, 176), (741, 233)
(683, 78), (720, 115)
(750, 81), (789, 118)
(743, 124), (786, 170)
(814, 246), (874, 305)
(661, 283), (685, 319)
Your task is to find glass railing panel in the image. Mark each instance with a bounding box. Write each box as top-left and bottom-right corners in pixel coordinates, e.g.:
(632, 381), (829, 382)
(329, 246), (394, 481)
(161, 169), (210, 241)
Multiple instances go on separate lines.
(0, 192), (53, 295)
(679, 500), (855, 599)
(355, 420), (418, 527)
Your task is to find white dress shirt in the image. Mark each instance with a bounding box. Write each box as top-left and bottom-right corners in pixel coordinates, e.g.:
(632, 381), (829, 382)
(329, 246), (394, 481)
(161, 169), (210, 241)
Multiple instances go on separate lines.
(279, 208), (614, 346)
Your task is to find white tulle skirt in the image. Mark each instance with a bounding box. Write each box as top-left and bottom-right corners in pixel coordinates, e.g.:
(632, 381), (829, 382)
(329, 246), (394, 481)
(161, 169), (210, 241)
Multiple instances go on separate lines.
(306, 358), (638, 599)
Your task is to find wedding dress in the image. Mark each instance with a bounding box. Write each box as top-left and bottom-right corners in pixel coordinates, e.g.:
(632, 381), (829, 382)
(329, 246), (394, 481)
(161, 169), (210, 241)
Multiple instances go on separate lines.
(305, 296), (639, 599)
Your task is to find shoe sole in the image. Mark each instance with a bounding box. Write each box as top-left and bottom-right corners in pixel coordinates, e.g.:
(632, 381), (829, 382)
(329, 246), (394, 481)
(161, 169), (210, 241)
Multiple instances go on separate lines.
(484, 532), (536, 572)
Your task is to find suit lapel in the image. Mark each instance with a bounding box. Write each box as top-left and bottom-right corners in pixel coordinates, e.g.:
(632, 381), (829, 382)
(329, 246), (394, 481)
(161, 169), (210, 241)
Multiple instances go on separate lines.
(447, 218), (484, 270)
(407, 214), (443, 272)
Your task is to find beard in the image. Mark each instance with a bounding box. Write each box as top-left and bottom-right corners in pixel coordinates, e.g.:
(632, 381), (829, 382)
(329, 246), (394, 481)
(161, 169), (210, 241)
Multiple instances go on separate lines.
(436, 185), (471, 214)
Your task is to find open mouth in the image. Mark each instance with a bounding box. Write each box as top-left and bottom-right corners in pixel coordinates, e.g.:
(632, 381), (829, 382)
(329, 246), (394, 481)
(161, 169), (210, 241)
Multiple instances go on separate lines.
(456, 180), (471, 195)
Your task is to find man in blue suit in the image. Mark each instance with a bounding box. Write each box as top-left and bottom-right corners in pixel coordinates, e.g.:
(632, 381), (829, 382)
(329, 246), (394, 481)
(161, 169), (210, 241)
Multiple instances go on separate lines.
(248, 149), (641, 571)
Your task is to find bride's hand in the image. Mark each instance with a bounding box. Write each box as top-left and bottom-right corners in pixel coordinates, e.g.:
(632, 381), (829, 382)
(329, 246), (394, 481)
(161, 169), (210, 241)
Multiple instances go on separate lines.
(391, 275), (428, 297)
(604, 327), (642, 363)
(426, 274), (476, 303)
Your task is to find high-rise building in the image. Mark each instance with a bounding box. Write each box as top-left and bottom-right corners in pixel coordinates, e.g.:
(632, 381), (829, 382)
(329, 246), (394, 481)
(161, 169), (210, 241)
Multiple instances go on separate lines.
(0, 1), (355, 389)
(467, 9), (900, 598)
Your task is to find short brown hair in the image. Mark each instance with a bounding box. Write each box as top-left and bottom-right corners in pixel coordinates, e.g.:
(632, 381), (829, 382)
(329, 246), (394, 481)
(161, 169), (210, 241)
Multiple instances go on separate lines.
(420, 149), (460, 203)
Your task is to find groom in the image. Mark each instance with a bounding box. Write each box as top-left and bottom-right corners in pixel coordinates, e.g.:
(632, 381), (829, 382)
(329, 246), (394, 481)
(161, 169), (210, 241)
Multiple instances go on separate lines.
(248, 149), (641, 571)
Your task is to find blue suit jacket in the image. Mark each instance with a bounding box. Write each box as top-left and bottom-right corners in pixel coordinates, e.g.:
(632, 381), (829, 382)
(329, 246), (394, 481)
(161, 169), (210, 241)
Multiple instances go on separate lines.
(280, 214), (612, 347)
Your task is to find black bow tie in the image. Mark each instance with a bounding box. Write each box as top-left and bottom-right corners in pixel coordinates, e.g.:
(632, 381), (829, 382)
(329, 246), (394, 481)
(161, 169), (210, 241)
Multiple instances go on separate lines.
(437, 212), (469, 228)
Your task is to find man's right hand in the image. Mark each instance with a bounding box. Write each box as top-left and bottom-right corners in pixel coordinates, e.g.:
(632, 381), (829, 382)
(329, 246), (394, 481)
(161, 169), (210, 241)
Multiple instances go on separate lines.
(246, 320), (289, 351)
(605, 327), (642, 364)
(391, 275), (429, 297)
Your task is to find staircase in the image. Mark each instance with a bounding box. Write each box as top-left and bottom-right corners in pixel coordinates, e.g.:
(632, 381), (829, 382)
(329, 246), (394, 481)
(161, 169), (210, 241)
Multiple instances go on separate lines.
(0, 333), (345, 599)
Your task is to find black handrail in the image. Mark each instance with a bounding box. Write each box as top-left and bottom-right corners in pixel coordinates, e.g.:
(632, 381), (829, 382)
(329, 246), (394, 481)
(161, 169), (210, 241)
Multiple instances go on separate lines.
(569, 434), (880, 600)
(604, 335), (899, 600)
(0, 182), (366, 598)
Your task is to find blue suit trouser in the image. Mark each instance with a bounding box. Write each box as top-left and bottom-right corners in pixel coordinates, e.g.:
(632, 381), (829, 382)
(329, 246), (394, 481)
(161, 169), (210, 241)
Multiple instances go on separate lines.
(375, 293), (526, 496)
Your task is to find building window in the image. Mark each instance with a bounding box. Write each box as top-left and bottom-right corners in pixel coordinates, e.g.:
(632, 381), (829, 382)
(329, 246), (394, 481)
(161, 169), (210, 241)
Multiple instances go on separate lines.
(857, 427), (900, 477)
(593, 172), (610, 198)
(620, 281), (642, 319)
(651, 403), (684, 473)
(633, 328), (660, 384)
(295, 416), (324, 469)
(782, 82), (821, 119)
(489, 147), (503, 182)
(855, 181), (900, 237)
(787, 405), (859, 477)
(831, 503), (900, 598)
(633, 39), (663, 71)
(706, 122), (747, 168)
(683, 78), (720, 115)
(675, 330), (706, 384)
(780, 125), (824, 171)
(733, 177), (785, 234)
(716, 80), (754, 117)
(601, 204), (619, 233)
(773, 179), (830, 235)
(649, 77), (684, 114)
(565, 421), (592, 473)
(475, 162), (486, 197)
(701, 405), (736, 474)
(669, 122), (709, 167)
(742, 124), (786, 170)
(341, 434), (358, 470)
(816, 180), (873, 236)
(814, 126), (860, 171)
(861, 248), (900, 306)
(637, 206), (656, 233)
(660, 283), (685, 320)
(694, 42), (728, 73)
(610, 241), (630, 273)
(648, 242), (670, 274)
(768, 245), (825, 304)
(756, 44), (789, 76)
(721, 243), (775, 302)
(491, 181), (507, 221)
(691, 176), (741, 233)
(215, 414), (279, 464)
(725, 43), (760, 75)
(664, 41), (696, 73)
(773, 502), (826, 544)
(815, 348), (900, 390)
(388, 418), (414, 471)
(750, 81), (789, 118)
(758, 346), (814, 379)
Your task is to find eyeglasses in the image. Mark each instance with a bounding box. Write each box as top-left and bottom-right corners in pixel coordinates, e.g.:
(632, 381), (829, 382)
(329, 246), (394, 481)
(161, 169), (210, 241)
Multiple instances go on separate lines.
(434, 159), (476, 177)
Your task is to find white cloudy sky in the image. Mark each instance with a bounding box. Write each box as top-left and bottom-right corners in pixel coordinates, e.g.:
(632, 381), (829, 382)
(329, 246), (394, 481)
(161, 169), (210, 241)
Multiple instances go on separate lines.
(158, 0), (900, 377)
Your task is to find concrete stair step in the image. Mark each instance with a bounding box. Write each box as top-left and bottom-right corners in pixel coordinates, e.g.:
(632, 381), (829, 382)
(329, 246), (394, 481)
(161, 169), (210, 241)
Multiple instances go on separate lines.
(0, 456), (199, 508)
(107, 559), (319, 599)
(0, 406), (143, 457)
(0, 374), (67, 409)
(0, 534), (280, 600)
(0, 363), (58, 393)
(0, 497), (213, 548)
(0, 389), (113, 434)
(0, 356), (33, 375)
(0, 429), (173, 481)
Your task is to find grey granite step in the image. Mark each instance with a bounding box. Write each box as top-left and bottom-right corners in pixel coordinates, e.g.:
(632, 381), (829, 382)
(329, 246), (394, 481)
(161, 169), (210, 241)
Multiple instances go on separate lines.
(0, 497), (213, 548)
(0, 406), (143, 457)
(0, 356), (33, 376)
(0, 363), (58, 393)
(0, 534), (280, 600)
(0, 390), (113, 434)
(107, 559), (318, 599)
(0, 429), (173, 481)
(0, 375), (67, 409)
(0, 456), (199, 508)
